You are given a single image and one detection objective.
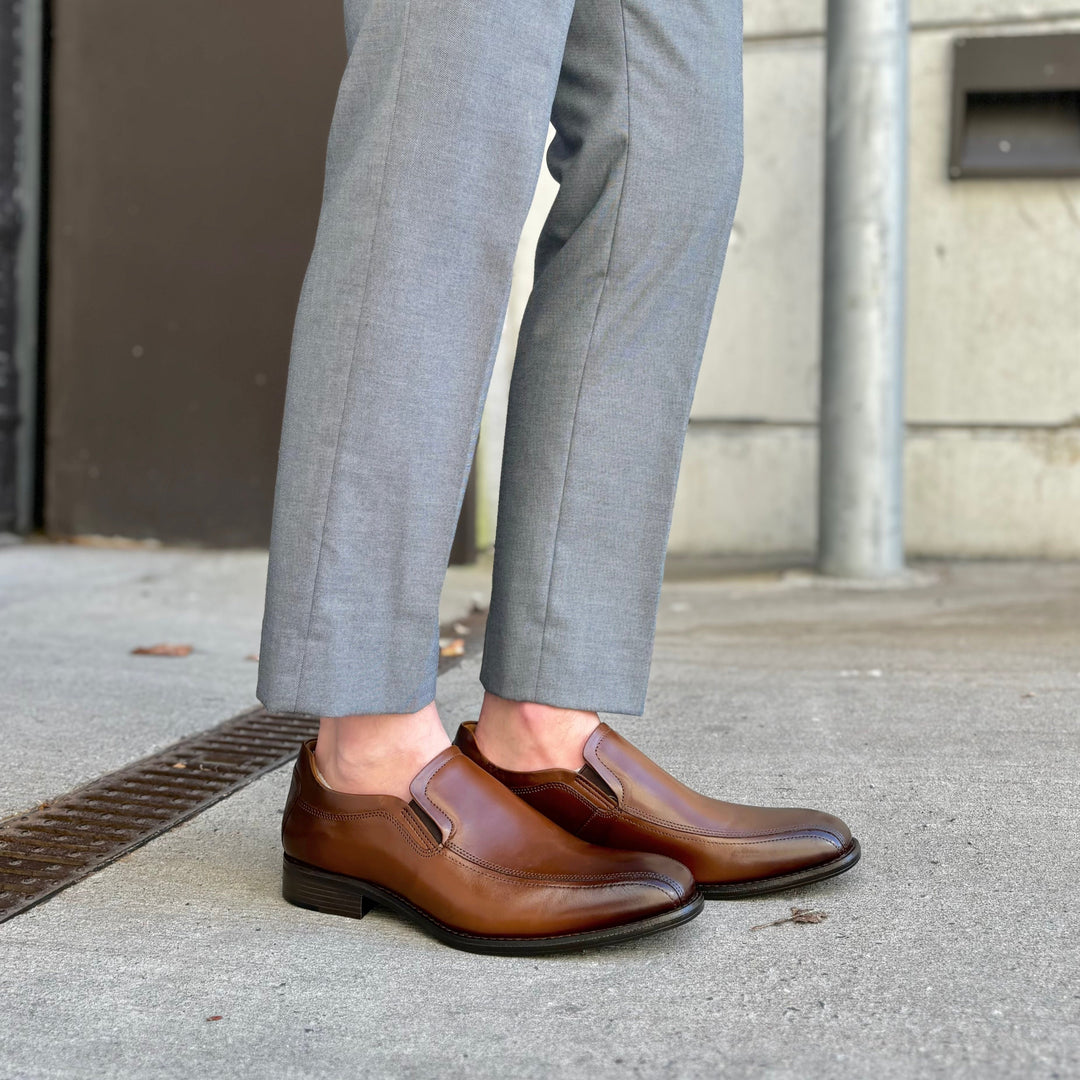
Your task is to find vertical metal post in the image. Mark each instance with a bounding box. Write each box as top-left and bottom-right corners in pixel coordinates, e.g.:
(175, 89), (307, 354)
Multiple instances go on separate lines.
(818, 0), (909, 578)
(0, 0), (20, 533)
(14, 0), (45, 535)
(0, 0), (44, 535)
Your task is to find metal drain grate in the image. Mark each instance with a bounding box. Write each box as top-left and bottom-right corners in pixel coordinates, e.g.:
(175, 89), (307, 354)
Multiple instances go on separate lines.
(0, 605), (488, 923)
(0, 708), (319, 923)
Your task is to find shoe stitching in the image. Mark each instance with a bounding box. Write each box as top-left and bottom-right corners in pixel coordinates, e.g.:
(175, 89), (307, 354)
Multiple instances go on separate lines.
(465, 737), (603, 801)
(508, 781), (606, 810)
(421, 757), (458, 840)
(291, 803), (681, 899)
(616, 816), (845, 851)
(590, 734), (624, 801)
(512, 772), (844, 844)
(442, 849), (681, 902)
(589, 744), (843, 843)
(701, 847), (857, 891)
(444, 842), (684, 894)
(623, 807), (845, 844)
(294, 799), (437, 856)
(400, 807), (441, 849)
(350, 880), (692, 943)
(559, 803), (843, 848)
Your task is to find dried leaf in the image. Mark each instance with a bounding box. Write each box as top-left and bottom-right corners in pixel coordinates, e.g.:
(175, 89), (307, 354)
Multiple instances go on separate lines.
(750, 906), (829, 931)
(790, 909), (829, 924)
(439, 637), (466, 658)
(171, 762), (187, 769)
(131, 643), (193, 657)
(206, 1016), (223, 1022)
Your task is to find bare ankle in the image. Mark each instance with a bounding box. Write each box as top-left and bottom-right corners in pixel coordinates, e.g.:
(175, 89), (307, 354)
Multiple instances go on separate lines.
(473, 692), (599, 772)
(314, 702), (450, 801)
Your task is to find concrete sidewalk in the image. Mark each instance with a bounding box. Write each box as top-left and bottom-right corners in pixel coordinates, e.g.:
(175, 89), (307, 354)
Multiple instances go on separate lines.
(1, 544), (1078, 1079)
(0, 540), (491, 820)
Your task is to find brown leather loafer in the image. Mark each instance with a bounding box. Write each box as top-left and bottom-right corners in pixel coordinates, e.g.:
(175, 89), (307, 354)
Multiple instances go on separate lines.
(280, 740), (702, 955)
(454, 721), (860, 899)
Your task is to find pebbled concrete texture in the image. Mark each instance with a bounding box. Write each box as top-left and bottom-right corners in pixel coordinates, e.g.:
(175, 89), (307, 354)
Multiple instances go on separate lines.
(1, 554), (1079, 1078)
(0, 542), (270, 820)
(0, 540), (492, 820)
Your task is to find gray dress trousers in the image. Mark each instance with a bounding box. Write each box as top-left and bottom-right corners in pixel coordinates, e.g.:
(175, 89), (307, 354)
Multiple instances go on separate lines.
(256, 0), (744, 720)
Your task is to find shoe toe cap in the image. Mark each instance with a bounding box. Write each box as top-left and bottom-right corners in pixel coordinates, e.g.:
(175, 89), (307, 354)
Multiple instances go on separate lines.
(776, 808), (855, 873)
(806, 809), (853, 852)
(600, 848), (697, 909)
(699, 806), (856, 885)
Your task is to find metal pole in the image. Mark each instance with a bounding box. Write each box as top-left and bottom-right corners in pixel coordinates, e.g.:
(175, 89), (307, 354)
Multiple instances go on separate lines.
(818, 0), (909, 578)
(14, 0), (45, 535)
(0, 0), (20, 533)
(0, 0), (44, 536)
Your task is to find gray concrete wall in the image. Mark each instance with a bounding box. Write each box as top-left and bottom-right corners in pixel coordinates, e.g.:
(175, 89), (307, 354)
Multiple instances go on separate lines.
(480, 2), (1080, 559)
(676, 0), (1080, 558)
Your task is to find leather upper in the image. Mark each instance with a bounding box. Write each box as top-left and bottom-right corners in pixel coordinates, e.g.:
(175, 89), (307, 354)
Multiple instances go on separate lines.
(282, 740), (696, 937)
(454, 721), (854, 886)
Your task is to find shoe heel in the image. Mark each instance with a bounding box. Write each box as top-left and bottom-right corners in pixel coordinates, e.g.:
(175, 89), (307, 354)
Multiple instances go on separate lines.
(282, 856), (376, 920)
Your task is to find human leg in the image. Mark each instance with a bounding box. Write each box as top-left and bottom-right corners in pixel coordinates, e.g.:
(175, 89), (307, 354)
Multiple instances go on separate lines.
(461, 1), (859, 898)
(259, 0), (706, 950)
(478, 0), (744, 717)
(256, 0), (580, 721)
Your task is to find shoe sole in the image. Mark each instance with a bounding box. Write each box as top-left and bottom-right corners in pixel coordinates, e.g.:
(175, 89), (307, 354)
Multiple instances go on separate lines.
(282, 855), (704, 956)
(699, 837), (862, 900)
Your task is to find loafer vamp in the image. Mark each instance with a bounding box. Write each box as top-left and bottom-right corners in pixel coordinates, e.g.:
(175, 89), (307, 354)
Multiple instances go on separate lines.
(283, 741), (694, 938)
(454, 721), (856, 889)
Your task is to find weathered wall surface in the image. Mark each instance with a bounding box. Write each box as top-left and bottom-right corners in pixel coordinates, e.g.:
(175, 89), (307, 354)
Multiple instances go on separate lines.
(482, 3), (1080, 558)
(674, 1), (1080, 558)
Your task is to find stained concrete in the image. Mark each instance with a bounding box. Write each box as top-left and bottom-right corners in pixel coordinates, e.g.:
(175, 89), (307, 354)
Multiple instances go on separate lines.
(1, 554), (1079, 1078)
(0, 540), (492, 820)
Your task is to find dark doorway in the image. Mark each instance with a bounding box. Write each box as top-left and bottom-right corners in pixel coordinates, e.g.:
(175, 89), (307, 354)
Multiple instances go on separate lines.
(43, 0), (346, 545)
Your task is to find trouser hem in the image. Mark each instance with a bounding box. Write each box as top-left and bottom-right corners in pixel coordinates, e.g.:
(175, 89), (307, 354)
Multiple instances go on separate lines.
(255, 681), (439, 722)
(477, 663), (646, 718)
